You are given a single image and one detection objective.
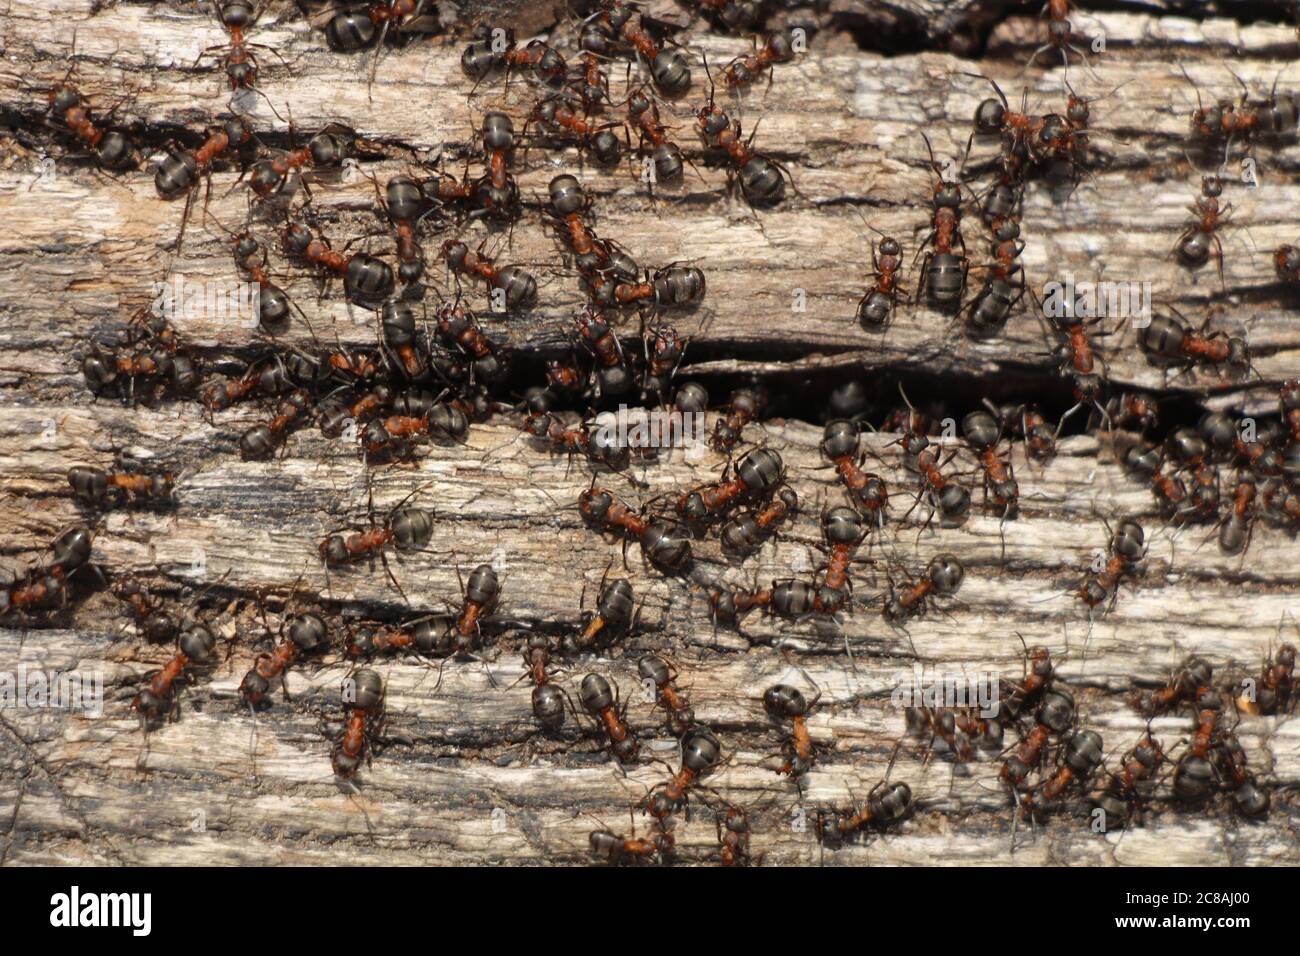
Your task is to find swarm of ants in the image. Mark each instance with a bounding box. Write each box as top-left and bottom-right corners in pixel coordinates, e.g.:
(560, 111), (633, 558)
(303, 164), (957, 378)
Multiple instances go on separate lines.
(6, 0), (1300, 867)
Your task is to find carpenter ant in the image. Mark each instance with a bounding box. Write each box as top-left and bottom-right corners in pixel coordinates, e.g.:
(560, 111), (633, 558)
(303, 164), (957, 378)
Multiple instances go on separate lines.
(645, 726), (721, 820)
(527, 413), (630, 472)
(331, 668), (385, 779)
(897, 431), (972, 528)
(1173, 174), (1232, 287)
(239, 608), (328, 708)
(708, 578), (817, 627)
(132, 622), (219, 724)
(250, 123), (352, 200)
(46, 81), (138, 171)
(962, 409), (1019, 521)
(1024, 0), (1100, 78)
(720, 487), (798, 561)
(882, 554), (964, 623)
(1237, 637), (1296, 717)
(611, 266), (707, 313)
(1215, 475), (1256, 554)
(915, 133), (969, 311)
(722, 30), (798, 90)
(999, 687), (1076, 794)
(443, 239), (537, 310)
(578, 484), (693, 572)
(858, 234), (906, 332)
(1131, 655), (1212, 717)
(675, 447), (785, 526)
(814, 505), (872, 614)
(445, 563), (500, 656)
(1021, 728), (1104, 816)
(1079, 519), (1145, 610)
(625, 83), (688, 190)
(716, 805), (753, 866)
(528, 92), (625, 166)
(905, 705), (976, 763)
(641, 322), (688, 401)
(282, 218), (395, 304)
(154, 117), (254, 248)
(1092, 732), (1165, 830)
(1138, 307), (1252, 379)
(318, 486), (436, 598)
(816, 778), (913, 846)
(579, 672), (639, 763)
(239, 388), (312, 460)
(572, 306), (635, 397)
(224, 227), (296, 331)
(461, 27), (566, 88)
(68, 464), (175, 509)
(1276, 243), (1300, 284)
(1171, 685), (1225, 805)
(1214, 731), (1270, 817)
(964, 215), (1025, 338)
(110, 576), (178, 644)
(519, 634), (572, 731)
(820, 420), (890, 526)
(764, 681), (819, 779)
(1, 525), (96, 617)
(1107, 392), (1160, 434)
(710, 386), (767, 454)
(588, 819), (674, 864)
(363, 402), (470, 460)
(581, 2), (692, 97)
(566, 574), (636, 653)
(435, 303), (509, 385)
(694, 65), (789, 207)
(639, 655), (695, 735)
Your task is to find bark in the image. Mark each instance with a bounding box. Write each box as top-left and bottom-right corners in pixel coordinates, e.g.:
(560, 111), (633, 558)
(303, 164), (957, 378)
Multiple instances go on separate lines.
(0, 0), (1297, 865)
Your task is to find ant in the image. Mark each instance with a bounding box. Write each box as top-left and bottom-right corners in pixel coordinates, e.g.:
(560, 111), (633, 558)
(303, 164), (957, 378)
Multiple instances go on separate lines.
(964, 215), (1025, 338)
(675, 447), (785, 526)
(377, 301), (428, 382)
(46, 80), (137, 171)
(1173, 174), (1233, 287)
(710, 386), (767, 454)
(998, 639), (1057, 723)
(196, 2), (288, 115)
(331, 668), (385, 779)
(858, 234), (905, 332)
(709, 578), (817, 628)
(1, 525), (96, 617)
(1214, 731), (1270, 817)
(722, 31), (797, 90)
(435, 303), (509, 385)
(226, 228), (296, 331)
(962, 409), (1019, 522)
(814, 506), (872, 614)
(250, 123), (352, 200)
(694, 64), (788, 207)
(610, 265), (707, 313)
(580, 2), (692, 97)
(897, 429), (972, 528)
(763, 681), (820, 779)
(364, 403), (470, 461)
(999, 687), (1076, 794)
(527, 413), (629, 472)
(1171, 684), (1225, 805)
(579, 672), (639, 763)
(1107, 392), (1160, 434)
(239, 388), (313, 460)
(573, 306), (634, 397)
(1216, 475), (1256, 555)
(461, 27), (566, 88)
(816, 778), (913, 846)
(528, 92), (625, 166)
(986, 400), (1056, 463)
(1132, 655), (1214, 718)
(1139, 307), (1251, 379)
(132, 622), (219, 724)
(915, 133), (969, 311)
(578, 484), (693, 572)
(820, 420), (890, 527)
(566, 575), (636, 654)
(239, 606), (328, 708)
(716, 806), (753, 866)
(318, 487), (436, 596)
(1092, 732), (1166, 830)
(154, 117), (254, 247)
(641, 322), (688, 401)
(645, 726), (722, 820)
(1079, 519), (1145, 610)
(906, 706), (976, 763)
(110, 575), (178, 645)
(589, 818), (674, 864)
(67, 464), (175, 509)
(1276, 243), (1300, 284)
(882, 554), (964, 623)
(1020, 728), (1104, 817)
(626, 83), (687, 189)
(517, 634), (573, 731)
(473, 111), (522, 223)
(639, 655), (694, 735)
(1024, 0), (1100, 77)
(281, 218), (395, 304)
(720, 487), (798, 561)
(1237, 637), (1296, 717)
(443, 239), (538, 311)
(443, 564), (500, 657)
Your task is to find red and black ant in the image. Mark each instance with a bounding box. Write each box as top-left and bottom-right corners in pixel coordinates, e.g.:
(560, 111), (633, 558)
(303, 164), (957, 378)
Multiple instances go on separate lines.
(639, 655), (694, 735)
(1092, 731), (1166, 830)
(588, 817), (674, 864)
(1024, 0), (1101, 79)
(710, 386), (767, 454)
(720, 487), (798, 561)
(1139, 306), (1252, 380)
(578, 672), (639, 763)
(527, 413), (630, 472)
(1130, 655), (1212, 717)
(527, 92), (625, 166)
(132, 622), (219, 725)
(250, 123), (352, 200)
(318, 484), (436, 600)
(238, 388), (313, 460)
(645, 726), (721, 819)
(567, 574), (636, 654)
(858, 233), (906, 332)
(461, 26), (567, 89)
(764, 681), (820, 780)
(580, 2), (692, 98)
(1172, 174), (1233, 288)
(882, 554), (965, 623)
(1, 526), (96, 618)
(46, 80), (138, 171)
(443, 239), (538, 311)
(195, 2), (288, 116)
(820, 419), (890, 527)
(239, 603), (328, 708)
(722, 30), (798, 90)
(674, 447), (785, 527)
(154, 117), (255, 249)
(281, 217), (395, 304)
(578, 484), (693, 572)
(331, 668), (385, 779)
(1236, 629), (1296, 717)
(695, 62), (789, 207)
(1079, 519), (1145, 611)
(67, 463), (175, 510)
(915, 132), (970, 311)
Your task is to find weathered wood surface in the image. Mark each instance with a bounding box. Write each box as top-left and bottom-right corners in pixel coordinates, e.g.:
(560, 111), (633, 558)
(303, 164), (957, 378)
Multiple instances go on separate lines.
(1, 1), (1299, 866)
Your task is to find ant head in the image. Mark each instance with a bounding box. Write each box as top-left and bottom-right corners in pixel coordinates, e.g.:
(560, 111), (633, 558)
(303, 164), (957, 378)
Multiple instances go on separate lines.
(1201, 173), (1224, 197)
(1048, 17), (1072, 44)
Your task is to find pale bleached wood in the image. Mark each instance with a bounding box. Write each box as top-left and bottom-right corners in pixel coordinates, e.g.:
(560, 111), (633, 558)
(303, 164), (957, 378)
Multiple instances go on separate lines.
(0, 1), (1298, 866)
